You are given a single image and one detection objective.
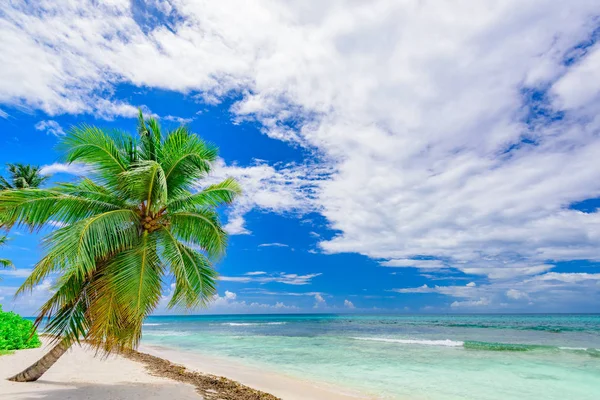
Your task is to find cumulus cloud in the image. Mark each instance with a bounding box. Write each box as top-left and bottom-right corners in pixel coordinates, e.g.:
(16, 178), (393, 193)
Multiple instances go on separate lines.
(203, 158), (328, 235)
(344, 299), (355, 309)
(2, 0), (600, 309)
(314, 293), (326, 308)
(34, 120), (64, 136)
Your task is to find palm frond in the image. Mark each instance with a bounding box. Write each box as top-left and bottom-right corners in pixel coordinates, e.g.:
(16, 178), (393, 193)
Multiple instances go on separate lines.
(93, 232), (163, 348)
(56, 179), (127, 207)
(0, 189), (121, 230)
(160, 127), (218, 196)
(0, 258), (12, 268)
(158, 229), (217, 308)
(37, 210), (139, 280)
(168, 177), (241, 212)
(169, 209), (227, 259)
(60, 125), (129, 188)
(36, 274), (90, 347)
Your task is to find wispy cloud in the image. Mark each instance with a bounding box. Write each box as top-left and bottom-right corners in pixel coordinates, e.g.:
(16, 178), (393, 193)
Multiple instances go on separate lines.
(0, 268), (33, 278)
(163, 115), (194, 124)
(258, 243), (289, 248)
(34, 120), (64, 136)
(40, 162), (91, 176)
(219, 272), (322, 286)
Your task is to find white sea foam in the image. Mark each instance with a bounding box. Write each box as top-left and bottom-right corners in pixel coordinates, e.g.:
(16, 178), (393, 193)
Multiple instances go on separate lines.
(221, 322), (287, 326)
(558, 346), (599, 351)
(143, 323), (163, 326)
(144, 331), (191, 337)
(351, 337), (464, 347)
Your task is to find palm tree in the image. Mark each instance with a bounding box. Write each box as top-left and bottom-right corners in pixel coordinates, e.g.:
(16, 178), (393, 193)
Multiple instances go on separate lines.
(0, 112), (241, 382)
(0, 163), (49, 190)
(0, 235), (13, 269)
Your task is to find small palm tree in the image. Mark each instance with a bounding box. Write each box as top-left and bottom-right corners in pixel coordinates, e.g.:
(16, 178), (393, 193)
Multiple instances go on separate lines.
(0, 163), (49, 190)
(0, 112), (240, 382)
(0, 235), (13, 269)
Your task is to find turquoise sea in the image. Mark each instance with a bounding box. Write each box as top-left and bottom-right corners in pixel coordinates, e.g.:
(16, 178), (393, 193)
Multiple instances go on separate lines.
(141, 314), (600, 399)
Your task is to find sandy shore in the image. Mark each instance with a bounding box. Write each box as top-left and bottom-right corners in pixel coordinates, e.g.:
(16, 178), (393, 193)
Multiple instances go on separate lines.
(0, 340), (367, 400)
(139, 344), (367, 400)
(0, 340), (200, 400)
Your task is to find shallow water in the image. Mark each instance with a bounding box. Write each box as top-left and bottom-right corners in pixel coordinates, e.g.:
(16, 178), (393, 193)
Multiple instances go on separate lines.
(141, 314), (600, 399)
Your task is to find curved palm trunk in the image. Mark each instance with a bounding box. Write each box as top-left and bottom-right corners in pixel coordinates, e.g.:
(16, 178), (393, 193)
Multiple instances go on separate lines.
(8, 341), (70, 382)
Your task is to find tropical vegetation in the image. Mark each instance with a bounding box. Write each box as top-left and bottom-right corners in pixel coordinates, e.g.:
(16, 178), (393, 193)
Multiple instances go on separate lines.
(0, 163), (49, 190)
(0, 306), (41, 351)
(0, 112), (240, 381)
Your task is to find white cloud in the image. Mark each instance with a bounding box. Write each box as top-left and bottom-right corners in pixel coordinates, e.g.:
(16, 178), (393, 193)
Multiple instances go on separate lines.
(0, 278), (54, 316)
(203, 158), (327, 235)
(0, 109), (8, 118)
(219, 272), (322, 285)
(393, 284), (435, 294)
(451, 298), (490, 308)
(153, 287), (299, 314)
(258, 243), (289, 248)
(223, 290), (236, 300)
(466, 282), (476, 287)
(380, 259), (445, 269)
(527, 272), (600, 283)
(163, 115), (194, 124)
(34, 120), (64, 136)
(2, 0), (600, 307)
(244, 271), (267, 276)
(506, 289), (529, 300)
(343, 299), (355, 309)
(40, 162), (91, 176)
(0, 268), (33, 278)
(314, 293), (326, 308)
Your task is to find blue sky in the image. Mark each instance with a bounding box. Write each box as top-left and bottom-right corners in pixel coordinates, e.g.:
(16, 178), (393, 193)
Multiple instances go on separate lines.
(1, 1), (600, 315)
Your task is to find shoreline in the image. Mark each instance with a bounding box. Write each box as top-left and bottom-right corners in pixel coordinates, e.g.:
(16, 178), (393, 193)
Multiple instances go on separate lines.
(123, 347), (280, 400)
(138, 343), (369, 400)
(0, 338), (368, 400)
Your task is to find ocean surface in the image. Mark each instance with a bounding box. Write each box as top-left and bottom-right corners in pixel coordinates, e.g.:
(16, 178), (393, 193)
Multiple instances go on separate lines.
(141, 314), (600, 399)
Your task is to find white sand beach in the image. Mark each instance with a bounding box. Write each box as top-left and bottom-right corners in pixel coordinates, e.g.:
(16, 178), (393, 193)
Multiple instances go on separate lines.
(0, 341), (199, 400)
(0, 340), (367, 400)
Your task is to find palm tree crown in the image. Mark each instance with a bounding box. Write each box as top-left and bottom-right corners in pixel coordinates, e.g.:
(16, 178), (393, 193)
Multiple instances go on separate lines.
(0, 163), (49, 190)
(0, 112), (241, 354)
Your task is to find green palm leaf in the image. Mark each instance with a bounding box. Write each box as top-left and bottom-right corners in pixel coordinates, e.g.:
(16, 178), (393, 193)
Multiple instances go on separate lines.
(0, 189), (121, 230)
(60, 125), (130, 189)
(170, 209), (228, 259)
(160, 127), (218, 196)
(168, 177), (242, 212)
